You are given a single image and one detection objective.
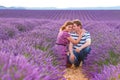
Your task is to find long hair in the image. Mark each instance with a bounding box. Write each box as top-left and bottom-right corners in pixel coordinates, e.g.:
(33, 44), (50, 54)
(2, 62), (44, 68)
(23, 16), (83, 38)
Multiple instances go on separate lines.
(59, 21), (73, 31)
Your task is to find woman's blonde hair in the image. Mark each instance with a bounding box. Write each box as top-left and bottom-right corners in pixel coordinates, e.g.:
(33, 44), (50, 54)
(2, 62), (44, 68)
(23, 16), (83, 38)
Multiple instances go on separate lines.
(60, 21), (73, 31)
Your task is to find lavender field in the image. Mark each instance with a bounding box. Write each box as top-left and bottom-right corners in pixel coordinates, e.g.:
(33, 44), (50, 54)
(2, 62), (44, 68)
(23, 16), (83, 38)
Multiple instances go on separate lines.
(0, 10), (120, 80)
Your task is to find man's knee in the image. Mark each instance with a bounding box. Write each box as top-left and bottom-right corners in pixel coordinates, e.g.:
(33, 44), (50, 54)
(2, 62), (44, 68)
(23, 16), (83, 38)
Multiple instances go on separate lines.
(73, 50), (79, 56)
(83, 46), (91, 53)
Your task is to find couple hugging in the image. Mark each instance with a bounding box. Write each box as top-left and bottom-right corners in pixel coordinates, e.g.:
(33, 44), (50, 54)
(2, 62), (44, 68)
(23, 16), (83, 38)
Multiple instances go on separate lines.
(54, 19), (91, 69)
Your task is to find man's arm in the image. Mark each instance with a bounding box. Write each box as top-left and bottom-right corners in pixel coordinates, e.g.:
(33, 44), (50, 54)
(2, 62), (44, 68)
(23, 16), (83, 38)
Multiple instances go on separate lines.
(76, 39), (91, 53)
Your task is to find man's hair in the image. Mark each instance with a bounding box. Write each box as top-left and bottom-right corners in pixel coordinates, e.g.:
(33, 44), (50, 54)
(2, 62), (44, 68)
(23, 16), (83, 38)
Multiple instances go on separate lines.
(73, 19), (82, 29)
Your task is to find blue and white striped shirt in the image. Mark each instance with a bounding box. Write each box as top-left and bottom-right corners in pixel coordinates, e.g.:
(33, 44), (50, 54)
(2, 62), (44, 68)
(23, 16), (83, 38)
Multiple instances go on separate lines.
(70, 31), (91, 49)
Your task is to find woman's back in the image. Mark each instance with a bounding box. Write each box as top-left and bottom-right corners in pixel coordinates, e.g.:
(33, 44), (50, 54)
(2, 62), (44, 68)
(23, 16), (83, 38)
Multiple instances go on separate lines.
(56, 31), (70, 46)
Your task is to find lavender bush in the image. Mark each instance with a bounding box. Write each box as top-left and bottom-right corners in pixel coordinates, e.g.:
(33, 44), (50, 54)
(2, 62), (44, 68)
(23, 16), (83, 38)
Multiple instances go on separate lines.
(92, 64), (120, 80)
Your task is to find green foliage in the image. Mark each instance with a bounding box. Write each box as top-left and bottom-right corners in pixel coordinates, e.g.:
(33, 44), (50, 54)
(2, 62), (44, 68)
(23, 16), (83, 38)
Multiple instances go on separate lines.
(7, 30), (15, 38)
(118, 74), (120, 79)
(95, 50), (120, 68)
(110, 77), (116, 80)
(52, 56), (59, 66)
(34, 44), (50, 52)
(0, 64), (3, 72)
(109, 50), (120, 65)
(16, 24), (26, 32)
(24, 53), (31, 58)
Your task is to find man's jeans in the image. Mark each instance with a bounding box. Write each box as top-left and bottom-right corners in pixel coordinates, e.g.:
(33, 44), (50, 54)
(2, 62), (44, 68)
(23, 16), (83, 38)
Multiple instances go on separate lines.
(73, 46), (91, 66)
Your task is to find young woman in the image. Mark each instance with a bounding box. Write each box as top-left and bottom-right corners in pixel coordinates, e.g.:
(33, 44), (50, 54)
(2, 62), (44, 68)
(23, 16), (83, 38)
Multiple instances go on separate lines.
(54, 21), (83, 69)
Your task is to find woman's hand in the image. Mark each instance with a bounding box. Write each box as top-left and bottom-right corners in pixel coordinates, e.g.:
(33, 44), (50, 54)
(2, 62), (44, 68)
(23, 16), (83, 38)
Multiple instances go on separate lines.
(66, 52), (70, 55)
(78, 29), (86, 36)
(69, 54), (75, 63)
(81, 29), (86, 36)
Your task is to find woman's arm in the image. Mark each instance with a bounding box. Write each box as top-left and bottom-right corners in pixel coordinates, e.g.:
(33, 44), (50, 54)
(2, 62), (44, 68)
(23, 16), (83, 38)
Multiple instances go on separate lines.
(69, 42), (75, 63)
(67, 35), (82, 45)
(67, 30), (85, 44)
(69, 42), (74, 55)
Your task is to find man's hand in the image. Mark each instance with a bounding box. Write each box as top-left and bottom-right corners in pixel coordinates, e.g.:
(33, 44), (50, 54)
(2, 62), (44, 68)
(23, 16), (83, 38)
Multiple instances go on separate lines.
(75, 48), (82, 53)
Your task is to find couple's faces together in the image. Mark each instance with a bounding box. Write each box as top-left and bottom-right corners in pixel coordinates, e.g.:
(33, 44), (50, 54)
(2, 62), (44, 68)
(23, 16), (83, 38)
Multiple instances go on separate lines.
(66, 24), (80, 32)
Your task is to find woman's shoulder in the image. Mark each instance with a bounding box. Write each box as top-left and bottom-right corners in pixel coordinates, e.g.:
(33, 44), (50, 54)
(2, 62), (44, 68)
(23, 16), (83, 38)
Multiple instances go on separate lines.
(59, 31), (69, 36)
(62, 31), (69, 34)
(62, 31), (70, 37)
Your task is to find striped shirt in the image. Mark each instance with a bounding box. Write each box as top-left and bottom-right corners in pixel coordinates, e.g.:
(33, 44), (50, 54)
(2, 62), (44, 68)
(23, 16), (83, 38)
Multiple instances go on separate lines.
(70, 31), (91, 49)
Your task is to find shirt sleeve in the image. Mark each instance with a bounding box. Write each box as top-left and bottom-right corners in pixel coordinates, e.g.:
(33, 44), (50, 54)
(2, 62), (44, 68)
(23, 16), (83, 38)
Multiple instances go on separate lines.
(64, 32), (70, 38)
(85, 32), (91, 40)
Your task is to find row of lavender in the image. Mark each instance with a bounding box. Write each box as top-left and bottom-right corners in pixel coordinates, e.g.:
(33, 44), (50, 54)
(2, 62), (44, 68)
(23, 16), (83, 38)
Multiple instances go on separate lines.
(0, 18), (65, 80)
(0, 10), (120, 21)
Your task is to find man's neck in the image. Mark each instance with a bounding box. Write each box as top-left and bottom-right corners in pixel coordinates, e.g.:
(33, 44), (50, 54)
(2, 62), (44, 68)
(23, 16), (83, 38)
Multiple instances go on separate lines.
(76, 29), (82, 34)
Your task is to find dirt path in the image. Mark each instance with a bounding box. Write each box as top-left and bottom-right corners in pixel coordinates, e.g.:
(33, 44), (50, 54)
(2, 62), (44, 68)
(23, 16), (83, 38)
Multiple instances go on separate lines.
(63, 63), (88, 80)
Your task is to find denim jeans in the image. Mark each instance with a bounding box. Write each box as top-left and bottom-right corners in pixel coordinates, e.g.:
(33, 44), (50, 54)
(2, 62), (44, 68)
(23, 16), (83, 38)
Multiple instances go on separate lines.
(73, 46), (91, 66)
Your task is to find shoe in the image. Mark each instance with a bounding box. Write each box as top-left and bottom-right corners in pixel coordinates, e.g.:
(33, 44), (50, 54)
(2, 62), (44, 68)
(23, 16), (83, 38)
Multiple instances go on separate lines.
(66, 63), (72, 68)
(74, 64), (79, 68)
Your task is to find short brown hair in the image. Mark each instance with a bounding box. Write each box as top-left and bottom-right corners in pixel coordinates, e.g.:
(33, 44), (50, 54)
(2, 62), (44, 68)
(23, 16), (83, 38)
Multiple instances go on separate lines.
(60, 21), (73, 31)
(73, 20), (82, 29)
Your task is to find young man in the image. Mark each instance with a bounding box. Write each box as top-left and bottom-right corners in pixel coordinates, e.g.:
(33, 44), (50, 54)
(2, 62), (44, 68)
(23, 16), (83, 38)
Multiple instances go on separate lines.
(69, 20), (91, 67)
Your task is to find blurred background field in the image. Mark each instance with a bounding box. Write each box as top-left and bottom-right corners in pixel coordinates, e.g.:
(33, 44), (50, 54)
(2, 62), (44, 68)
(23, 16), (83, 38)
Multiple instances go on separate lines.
(0, 10), (120, 80)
